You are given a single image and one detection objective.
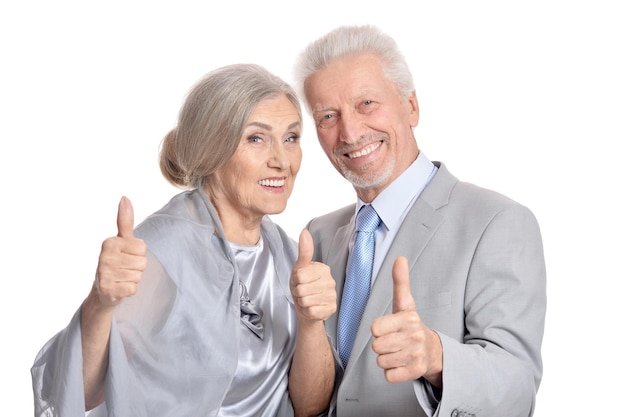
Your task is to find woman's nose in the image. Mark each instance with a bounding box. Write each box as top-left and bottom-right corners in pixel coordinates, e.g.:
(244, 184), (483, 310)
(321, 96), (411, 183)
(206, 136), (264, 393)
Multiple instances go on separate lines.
(269, 144), (289, 169)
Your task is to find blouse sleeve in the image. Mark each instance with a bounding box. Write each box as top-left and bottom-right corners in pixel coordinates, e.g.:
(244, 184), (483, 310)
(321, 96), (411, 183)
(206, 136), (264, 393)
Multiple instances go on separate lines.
(30, 250), (176, 417)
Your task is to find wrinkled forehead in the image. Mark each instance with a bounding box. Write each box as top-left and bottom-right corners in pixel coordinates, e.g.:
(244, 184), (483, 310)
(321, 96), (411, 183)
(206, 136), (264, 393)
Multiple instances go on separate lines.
(304, 55), (397, 111)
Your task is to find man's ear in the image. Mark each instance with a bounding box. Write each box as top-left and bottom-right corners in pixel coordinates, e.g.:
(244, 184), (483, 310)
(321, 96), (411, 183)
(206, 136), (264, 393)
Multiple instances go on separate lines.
(408, 91), (419, 128)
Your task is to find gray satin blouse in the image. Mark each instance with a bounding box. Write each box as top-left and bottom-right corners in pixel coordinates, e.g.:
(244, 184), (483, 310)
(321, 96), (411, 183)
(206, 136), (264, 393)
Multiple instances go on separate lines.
(31, 189), (298, 417)
(221, 238), (296, 416)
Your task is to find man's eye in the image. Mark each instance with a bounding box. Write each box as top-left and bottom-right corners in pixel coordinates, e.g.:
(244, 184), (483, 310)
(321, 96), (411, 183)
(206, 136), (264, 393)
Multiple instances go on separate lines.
(317, 113), (339, 128)
(359, 99), (378, 114)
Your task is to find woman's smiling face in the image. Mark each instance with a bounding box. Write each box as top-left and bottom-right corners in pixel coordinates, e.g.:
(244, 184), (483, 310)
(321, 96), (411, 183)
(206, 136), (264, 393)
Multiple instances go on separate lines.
(208, 94), (302, 227)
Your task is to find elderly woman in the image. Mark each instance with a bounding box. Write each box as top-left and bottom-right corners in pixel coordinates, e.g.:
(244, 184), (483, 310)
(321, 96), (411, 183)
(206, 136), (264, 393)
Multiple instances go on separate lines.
(31, 64), (336, 417)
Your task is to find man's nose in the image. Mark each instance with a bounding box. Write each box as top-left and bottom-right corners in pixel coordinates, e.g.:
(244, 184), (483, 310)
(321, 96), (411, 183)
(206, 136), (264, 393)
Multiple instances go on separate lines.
(338, 111), (362, 144)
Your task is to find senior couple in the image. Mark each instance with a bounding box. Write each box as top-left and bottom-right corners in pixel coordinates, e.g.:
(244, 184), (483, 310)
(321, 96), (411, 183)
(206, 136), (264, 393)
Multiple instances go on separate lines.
(32, 25), (546, 417)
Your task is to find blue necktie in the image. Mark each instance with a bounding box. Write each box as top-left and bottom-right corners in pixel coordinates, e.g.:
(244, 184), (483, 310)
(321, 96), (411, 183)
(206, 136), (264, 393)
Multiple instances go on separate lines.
(338, 204), (381, 368)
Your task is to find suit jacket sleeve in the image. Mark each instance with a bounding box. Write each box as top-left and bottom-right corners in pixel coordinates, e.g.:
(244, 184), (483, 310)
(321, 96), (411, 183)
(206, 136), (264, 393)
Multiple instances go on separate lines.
(431, 203), (546, 417)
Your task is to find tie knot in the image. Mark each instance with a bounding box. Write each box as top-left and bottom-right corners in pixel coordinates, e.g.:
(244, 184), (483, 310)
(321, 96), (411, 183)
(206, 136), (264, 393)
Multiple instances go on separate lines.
(356, 204), (381, 233)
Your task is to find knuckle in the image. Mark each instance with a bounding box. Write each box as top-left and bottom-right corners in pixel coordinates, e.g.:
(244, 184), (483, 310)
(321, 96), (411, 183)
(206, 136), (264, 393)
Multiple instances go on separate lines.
(138, 257), (148, 270)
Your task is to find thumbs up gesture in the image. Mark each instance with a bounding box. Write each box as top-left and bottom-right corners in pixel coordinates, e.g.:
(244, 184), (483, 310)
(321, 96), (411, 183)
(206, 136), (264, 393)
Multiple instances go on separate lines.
(370, 257), (443, 387)
(290, 229), (336, 323)
(94, 197), (147, 308)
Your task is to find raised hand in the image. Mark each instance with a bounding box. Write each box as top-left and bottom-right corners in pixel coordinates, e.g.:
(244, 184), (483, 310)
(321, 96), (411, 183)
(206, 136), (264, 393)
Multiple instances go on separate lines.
(289, 228), (336, 322)
(370, 256), (443, 387)
(94, 196), (147, 307)
(288, 229), (337, 414)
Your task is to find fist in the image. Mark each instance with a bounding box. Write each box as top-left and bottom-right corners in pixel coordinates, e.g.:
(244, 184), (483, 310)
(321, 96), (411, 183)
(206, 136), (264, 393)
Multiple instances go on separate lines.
(290, 228), (336, 322)
(94, 196), (147, 307)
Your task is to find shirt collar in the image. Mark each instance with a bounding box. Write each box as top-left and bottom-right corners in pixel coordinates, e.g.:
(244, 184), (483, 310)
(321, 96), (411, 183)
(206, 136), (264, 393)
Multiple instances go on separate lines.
(356, 152), (436, 232)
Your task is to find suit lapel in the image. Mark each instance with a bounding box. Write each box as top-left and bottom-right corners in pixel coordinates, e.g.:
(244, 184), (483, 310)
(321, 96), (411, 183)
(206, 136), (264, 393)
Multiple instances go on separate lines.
(345, 162), (456, 372)
(345, 199), (444, 372)
(325, 219), (355, 349)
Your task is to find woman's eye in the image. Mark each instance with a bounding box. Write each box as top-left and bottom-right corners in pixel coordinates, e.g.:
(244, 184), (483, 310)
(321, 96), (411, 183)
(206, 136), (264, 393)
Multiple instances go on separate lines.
(285, 135), (300, 143)
(247, 135), (262, 143)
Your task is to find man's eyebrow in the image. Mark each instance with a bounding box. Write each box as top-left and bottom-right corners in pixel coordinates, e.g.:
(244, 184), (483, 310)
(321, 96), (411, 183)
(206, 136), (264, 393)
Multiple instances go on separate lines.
(312, 106), (334, 113)
(311, 91), (379, 113)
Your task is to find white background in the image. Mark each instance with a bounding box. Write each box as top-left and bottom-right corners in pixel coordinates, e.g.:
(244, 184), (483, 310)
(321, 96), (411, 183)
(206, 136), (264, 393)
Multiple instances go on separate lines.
(2, 1), (624, 415)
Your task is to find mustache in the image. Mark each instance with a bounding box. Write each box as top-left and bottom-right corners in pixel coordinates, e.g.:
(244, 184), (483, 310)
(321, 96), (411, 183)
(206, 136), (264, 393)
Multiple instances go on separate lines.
(335, 133), (388, 155)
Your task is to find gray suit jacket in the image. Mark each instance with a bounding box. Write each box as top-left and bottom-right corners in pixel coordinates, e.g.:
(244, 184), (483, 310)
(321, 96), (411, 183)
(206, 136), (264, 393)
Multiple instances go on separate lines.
(307, 162), (546, 417)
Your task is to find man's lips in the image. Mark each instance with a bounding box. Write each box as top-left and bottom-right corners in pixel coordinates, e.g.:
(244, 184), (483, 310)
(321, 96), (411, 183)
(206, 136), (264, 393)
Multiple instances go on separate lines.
(345, 141), (381, 159)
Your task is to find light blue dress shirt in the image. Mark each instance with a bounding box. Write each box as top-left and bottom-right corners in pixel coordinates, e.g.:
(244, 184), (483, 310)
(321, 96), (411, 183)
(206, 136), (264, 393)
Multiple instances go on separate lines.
(352, 152), (438, 286)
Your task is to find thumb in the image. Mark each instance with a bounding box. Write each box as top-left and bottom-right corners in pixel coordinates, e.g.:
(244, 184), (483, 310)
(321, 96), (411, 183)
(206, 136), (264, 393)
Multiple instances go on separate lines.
(392, 256), (416, 313)
(294, 228), (314, 269)
(116, 196), (135, 238)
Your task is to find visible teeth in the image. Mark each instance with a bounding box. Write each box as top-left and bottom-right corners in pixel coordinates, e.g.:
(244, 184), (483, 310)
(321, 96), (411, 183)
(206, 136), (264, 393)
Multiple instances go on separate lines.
(347, 142), (380, 159)
(259, 179), (285, 187)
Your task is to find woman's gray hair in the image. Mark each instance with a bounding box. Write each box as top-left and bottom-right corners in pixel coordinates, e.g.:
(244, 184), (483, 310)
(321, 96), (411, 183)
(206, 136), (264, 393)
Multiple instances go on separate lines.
(293, 25), (415, 113)
(160, 63), (302, 189)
